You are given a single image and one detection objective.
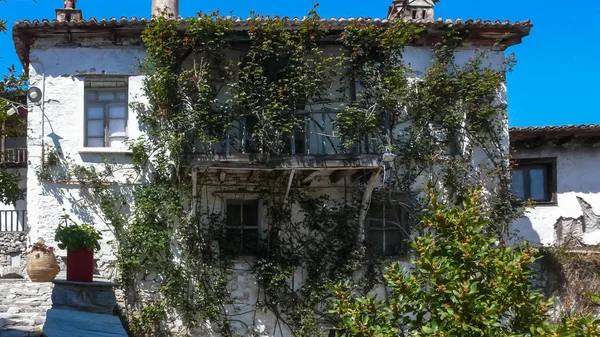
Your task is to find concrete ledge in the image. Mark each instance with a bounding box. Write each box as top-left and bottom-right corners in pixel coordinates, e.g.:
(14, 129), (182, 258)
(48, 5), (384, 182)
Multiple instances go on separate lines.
(52, 279), (118, 288)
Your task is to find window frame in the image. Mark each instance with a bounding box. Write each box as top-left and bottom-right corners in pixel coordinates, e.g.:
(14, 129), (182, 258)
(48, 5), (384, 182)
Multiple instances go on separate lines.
(84, 86), (129, 148)
(365, 201), (410, 258)
(223, 198), (270, 256)
(512, 157), (557, 205)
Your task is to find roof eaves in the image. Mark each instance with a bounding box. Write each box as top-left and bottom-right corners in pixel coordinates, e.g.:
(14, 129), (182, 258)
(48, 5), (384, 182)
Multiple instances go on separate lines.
(510, 124), (600, 140)
(12, 16), (532, 73)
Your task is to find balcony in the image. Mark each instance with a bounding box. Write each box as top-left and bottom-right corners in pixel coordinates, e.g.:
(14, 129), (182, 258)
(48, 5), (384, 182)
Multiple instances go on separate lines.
(193, 112), (382, 170)
(0, 210), (27, 232)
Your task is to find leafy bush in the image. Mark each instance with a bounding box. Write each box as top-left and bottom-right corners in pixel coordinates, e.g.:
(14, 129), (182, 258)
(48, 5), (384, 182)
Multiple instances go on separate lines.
(331, 188), (554, 337)
(547, 314), (600, 337)
(55, 213), (102, 251)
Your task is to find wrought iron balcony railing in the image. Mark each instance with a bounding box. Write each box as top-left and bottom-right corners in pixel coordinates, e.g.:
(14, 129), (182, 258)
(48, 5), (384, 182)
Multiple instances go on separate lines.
(204, 112), (381, 156)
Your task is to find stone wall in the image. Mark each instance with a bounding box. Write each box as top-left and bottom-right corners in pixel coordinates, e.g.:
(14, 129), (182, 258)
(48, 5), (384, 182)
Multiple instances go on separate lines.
(0, 233), (27, 279)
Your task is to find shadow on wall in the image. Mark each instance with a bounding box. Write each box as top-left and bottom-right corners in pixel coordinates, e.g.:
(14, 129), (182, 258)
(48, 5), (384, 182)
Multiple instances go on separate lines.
(511, 215), (541, 246)
(40, 182), (132, 229)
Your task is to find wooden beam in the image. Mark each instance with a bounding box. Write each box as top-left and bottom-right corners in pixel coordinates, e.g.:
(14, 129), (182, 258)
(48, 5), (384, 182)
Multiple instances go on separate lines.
(302, 170), (321, 184)
(268, 154), (379, 170)
(191, 166), (198, 218)
(357, 168), (381, 241)
(192, 154), (380, 171)
(284, 170), (295, 201)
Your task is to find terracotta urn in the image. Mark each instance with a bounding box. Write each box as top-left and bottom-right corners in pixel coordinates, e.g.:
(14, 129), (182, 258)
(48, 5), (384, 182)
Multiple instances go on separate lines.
(27, 250), (60, 282)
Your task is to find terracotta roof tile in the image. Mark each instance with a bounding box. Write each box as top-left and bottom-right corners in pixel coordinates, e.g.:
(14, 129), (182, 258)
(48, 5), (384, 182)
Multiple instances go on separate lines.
(12, 15), (532, 74)
(13, 16), (532, 30)
(510, 124), (600, 140)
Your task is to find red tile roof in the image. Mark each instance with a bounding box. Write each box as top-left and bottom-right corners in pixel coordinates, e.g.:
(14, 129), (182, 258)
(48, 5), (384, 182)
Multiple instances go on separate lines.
(12, 16), (532, 30)
(12, 16), (532, 72)
(510, 124), (600, 140)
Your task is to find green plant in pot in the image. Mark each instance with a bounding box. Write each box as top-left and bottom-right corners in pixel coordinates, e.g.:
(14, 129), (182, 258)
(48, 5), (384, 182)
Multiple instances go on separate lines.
(55, 213), (102, 282)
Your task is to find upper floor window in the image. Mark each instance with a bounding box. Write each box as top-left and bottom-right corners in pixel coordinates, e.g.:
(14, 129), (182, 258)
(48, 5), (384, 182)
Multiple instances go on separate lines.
(84, 80), (128, 148)
(366, 202), (410, 257)
(512, 158), (557, 204)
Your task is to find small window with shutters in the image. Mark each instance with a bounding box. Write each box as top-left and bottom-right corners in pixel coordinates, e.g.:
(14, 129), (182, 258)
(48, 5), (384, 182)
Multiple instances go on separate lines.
(84, 80), (128, 148)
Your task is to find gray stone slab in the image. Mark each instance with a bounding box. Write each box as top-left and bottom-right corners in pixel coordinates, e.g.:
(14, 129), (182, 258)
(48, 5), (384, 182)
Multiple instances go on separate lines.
(0, 330), (29, 337)
(43, 308), (127, 337)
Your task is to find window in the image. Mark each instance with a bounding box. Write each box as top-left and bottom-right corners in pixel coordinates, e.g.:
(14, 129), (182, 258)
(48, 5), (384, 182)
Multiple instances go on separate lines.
(225, 199), (262, 255)
(366, 202), (410, 257)
(85, 81), (128, 148)
(512, 158), (557, 203)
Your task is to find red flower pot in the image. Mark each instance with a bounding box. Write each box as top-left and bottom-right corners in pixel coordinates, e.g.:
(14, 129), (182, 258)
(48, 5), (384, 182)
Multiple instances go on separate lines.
(66, 248), (94, 282)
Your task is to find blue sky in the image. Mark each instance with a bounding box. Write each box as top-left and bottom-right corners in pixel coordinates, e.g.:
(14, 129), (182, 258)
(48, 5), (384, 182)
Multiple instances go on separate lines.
(1, 0), (598, 127)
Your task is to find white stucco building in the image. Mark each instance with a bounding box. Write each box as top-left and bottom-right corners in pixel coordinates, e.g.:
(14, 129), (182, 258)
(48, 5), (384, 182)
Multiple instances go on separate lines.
(6, 0), (536, 335)
(511, 124), (600, 247)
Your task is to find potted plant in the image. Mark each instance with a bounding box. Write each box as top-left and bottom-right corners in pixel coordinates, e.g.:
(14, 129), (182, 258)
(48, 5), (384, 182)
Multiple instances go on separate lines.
(26, 238), (59, 282)
(55, 214), (102, 282)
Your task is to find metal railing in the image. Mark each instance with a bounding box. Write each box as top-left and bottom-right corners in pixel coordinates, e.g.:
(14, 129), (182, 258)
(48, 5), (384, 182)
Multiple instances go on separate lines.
(0, 210), (27, 232)
(1, 148), (27, 165)
(206, 112), (381, 156)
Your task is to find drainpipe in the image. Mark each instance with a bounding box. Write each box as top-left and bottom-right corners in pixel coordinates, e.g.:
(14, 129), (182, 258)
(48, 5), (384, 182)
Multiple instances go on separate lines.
(152, 0), (179, 17)
(28, 58), (46, 173)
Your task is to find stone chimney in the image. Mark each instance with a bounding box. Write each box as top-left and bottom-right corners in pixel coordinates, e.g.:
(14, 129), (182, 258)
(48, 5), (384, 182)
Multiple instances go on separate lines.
(152, 0), (179, 17)
(55, 0), (82, 22)
(387, 0), (439, 21)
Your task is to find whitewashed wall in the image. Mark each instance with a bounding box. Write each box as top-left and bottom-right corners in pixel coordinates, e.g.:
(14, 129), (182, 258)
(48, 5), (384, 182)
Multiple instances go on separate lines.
(26, 45), (146, 266)
(512, 146), (600, 246)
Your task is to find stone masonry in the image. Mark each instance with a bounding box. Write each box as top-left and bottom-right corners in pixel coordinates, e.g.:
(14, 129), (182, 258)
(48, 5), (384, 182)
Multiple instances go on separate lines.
(0, 280), (52, 337)
(0, 233), (27, 279)
(0, 233), (53, 337)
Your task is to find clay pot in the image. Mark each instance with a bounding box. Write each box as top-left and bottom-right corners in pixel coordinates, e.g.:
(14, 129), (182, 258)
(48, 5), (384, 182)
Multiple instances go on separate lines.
(27, 251), (60, 282)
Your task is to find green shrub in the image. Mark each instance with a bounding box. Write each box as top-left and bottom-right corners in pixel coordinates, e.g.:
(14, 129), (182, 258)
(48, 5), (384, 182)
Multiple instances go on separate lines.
(55, 213), (102, 251)
(331, 188), (554, 337)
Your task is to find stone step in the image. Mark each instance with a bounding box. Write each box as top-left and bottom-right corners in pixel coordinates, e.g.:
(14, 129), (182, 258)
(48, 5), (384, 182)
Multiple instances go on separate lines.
(43, 309), (127, 337)
(0, 325), (43, 337)
(0, 313), (46, 327)
(0, 307), (50, 314)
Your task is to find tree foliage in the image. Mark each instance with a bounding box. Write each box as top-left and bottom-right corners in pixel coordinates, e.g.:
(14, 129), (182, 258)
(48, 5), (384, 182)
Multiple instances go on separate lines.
(332, 188), (556, 337)
(0, 66), (27, 205)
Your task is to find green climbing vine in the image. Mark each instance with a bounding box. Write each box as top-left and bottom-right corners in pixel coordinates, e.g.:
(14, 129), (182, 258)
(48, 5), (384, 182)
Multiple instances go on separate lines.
(35, 7), (530, 337)
(0, 67), (27, 205)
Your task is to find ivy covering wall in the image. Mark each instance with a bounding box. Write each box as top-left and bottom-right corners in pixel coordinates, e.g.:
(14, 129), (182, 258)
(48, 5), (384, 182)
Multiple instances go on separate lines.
(37, 8), (529, 337)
